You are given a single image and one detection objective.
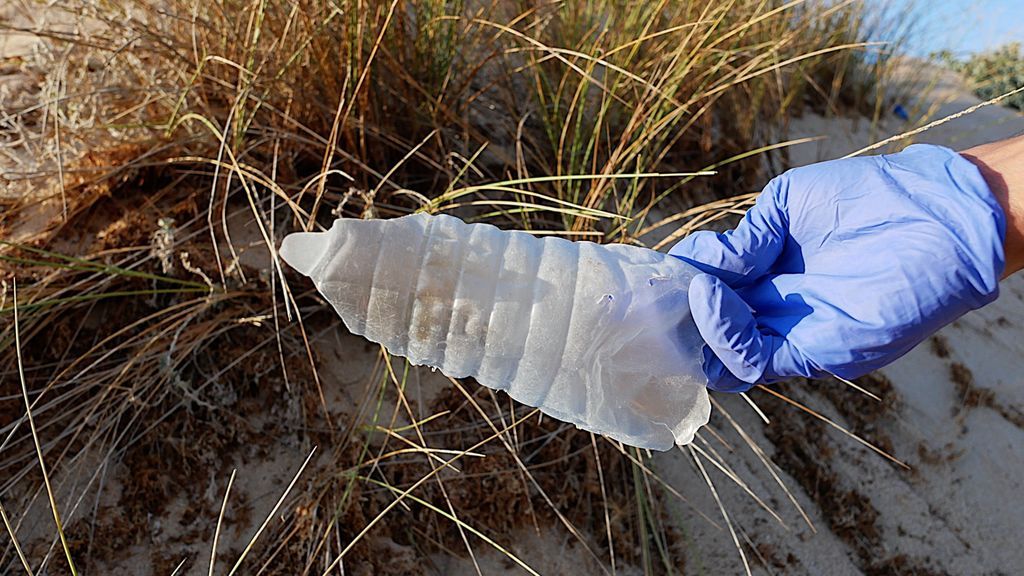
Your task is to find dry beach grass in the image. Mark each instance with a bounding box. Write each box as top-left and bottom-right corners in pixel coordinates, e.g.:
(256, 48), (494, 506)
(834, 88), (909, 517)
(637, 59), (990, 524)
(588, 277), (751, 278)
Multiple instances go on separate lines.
(8, 1), (1018, 574)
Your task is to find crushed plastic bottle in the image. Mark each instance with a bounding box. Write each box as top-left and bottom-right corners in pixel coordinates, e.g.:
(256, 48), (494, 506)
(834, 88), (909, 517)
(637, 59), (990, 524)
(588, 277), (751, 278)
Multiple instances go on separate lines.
(280, 213), (710, 450)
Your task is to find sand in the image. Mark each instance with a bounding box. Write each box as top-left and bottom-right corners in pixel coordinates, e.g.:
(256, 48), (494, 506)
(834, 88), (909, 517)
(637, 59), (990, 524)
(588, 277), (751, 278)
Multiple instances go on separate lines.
(648, 66), (1024, 575)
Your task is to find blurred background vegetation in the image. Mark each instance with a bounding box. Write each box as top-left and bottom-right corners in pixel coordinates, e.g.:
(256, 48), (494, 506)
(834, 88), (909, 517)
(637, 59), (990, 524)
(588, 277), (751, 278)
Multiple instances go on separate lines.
(938, 42), (1024, 111)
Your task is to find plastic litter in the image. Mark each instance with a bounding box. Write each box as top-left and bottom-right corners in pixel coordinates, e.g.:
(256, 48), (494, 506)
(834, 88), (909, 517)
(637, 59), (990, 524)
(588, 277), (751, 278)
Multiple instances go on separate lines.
(280, 213), (710, 450)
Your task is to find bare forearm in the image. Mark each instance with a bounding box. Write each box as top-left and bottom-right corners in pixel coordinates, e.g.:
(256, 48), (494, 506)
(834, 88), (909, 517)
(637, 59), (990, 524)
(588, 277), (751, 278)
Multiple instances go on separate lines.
(961, 134), (1024, 277)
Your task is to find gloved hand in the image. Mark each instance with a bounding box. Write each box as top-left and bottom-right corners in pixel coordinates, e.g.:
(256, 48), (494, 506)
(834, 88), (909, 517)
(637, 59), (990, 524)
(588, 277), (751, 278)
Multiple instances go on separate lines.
(669, 144), (1006, 392)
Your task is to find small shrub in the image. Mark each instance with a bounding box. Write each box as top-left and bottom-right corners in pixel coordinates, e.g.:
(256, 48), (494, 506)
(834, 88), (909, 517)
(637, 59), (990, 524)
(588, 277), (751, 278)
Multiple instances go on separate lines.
(938, 42), (1024, 111)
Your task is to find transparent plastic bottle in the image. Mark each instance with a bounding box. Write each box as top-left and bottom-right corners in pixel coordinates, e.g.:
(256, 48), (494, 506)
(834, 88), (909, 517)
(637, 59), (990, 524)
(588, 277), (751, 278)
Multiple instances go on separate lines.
(280, 213), (710, 450)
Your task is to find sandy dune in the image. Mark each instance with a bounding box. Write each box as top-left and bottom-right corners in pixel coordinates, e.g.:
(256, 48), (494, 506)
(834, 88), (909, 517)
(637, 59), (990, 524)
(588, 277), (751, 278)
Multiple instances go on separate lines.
(654, 68), (1024, 575)
(4, 8), (1023, 573)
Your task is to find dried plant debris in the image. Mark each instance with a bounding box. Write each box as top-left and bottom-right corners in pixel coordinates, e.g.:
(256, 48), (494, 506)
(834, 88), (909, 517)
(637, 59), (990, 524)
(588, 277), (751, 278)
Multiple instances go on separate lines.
(929, 334), (951, 358)
(761, 383), (938, 575)
(814, 372), (900, 457)
(950, 362), (1024, 428)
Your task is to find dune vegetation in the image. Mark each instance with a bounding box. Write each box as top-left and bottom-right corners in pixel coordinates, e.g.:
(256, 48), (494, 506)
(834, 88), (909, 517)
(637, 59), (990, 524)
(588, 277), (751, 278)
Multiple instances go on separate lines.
(939, 42), (1024, 112)
(1, 1), (916, 574)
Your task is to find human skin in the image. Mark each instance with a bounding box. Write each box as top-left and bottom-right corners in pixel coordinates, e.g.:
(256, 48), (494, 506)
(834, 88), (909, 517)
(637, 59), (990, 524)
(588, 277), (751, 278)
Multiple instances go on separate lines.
(962, 134), (1024, 278)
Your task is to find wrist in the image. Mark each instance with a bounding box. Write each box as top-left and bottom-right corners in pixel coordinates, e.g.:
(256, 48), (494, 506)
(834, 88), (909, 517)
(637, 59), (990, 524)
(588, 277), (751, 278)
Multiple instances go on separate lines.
(961, 135), (1024, 278)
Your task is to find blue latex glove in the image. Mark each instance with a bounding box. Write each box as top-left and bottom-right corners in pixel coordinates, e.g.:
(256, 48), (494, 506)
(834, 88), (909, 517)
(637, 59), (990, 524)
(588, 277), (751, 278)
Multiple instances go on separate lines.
(669, 144), (1006, 392)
